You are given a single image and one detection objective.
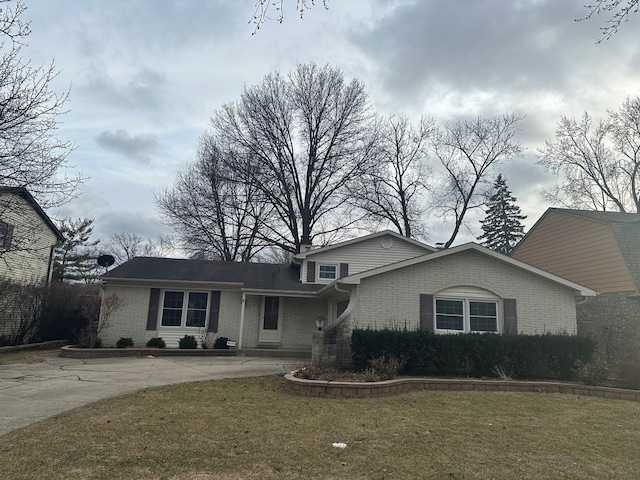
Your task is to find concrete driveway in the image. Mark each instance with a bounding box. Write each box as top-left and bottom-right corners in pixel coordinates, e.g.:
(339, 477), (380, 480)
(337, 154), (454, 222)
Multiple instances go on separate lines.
(0, 352), (302, 436)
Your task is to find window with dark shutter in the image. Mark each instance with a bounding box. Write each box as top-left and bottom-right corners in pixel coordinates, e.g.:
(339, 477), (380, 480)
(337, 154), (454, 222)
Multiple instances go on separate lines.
(503, 298), (518, 335)
(0, 221), (13, 250)
(419, 294), (434, 332)
(208, 291), (221, 332)
(146, 288), (161, 330)
(306, 261), (316, 283)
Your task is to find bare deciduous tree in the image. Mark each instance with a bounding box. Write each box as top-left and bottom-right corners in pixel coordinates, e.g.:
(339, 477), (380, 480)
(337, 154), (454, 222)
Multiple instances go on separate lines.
(212, 63), (378, 253)
(431, 113), (525, 248)
(250, 0), (328, 32)
(157, 133), (270, 261)
(0, 0), (81, 208)
(539, 97), (640, 213)
(578, 0), (639, 42)
(352, 115), (434, 239)
(102, 232), (174, 266)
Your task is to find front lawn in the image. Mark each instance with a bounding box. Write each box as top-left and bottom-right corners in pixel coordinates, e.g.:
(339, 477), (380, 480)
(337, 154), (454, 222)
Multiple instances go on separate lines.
(0, 348), (58, 365)
(1, 376), (639, 479)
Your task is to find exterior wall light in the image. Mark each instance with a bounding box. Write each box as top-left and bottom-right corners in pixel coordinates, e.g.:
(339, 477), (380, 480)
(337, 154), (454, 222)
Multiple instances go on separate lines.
(314, 314), (326, 331)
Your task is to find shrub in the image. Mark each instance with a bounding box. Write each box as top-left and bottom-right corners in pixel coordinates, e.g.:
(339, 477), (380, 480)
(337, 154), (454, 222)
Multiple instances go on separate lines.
(146, 337), (166, 348)
(351, 328), (595, 381)
(116, 337), (135, 348)
(368, 356), (406, 381)
(179, 335), (198, 349)
(213, 336), (231, 349)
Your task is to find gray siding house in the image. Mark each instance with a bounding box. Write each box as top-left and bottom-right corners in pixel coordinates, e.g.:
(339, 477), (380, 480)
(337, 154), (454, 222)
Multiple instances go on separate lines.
(100, 231), (595, 362)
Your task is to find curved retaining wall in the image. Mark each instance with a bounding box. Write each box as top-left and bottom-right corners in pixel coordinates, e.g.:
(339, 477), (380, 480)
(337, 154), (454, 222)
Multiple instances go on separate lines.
(284, 374), (640, 402)
(60, 345), (237, 359)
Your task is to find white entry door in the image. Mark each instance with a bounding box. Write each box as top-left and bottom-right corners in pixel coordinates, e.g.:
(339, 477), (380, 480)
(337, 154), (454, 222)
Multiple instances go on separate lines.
(259, 296), (282, 343)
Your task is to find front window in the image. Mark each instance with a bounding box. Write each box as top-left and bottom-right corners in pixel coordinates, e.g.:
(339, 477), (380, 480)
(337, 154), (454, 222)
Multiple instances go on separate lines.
(161, 291), (209, 328)
(318, 264), (337, 280)
(435, 298), (498, 333)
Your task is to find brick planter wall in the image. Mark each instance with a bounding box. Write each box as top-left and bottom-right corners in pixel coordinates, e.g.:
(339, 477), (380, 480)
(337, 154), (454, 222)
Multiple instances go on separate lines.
(284, 374), (640, 402)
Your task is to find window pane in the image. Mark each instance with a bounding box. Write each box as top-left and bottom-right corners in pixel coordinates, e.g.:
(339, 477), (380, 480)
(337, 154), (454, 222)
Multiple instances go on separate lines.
(161, 309), (182, 327)
(436, 299), (464, 330)
(163, 291), (184, 309)
(161, 291), (184, 326)
(263, 296), (279, 330)
(188, 292), (208, 309)
(318, 265), (337, 279)
(185, 292), (208, 327)
(469, 301), (498, 332)
(186, 309), (206, 327)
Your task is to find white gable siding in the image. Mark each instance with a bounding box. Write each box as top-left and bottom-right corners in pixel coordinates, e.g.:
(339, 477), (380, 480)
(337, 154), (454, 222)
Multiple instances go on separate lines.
(351, 250), (578, 335)
(302, 234), (430, 283)
(0, 193), (58, 284)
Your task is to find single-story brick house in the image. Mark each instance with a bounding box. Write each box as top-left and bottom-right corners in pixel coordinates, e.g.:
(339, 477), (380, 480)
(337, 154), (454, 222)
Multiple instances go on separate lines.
(100, 231), (596, 363)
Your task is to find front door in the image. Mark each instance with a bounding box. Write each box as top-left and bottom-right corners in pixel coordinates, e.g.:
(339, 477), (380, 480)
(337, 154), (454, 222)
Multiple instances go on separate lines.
(259, 296), (282, 343)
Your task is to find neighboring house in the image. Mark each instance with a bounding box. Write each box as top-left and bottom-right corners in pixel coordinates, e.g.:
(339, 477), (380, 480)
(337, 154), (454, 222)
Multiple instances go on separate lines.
(101, 230), (595, 366)
(0, 187), (64, 343)
(0, 187), (64, 284)
(512, 208), (640, 365)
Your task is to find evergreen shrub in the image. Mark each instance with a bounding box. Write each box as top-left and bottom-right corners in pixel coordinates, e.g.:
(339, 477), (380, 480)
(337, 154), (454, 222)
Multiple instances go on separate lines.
(116, 337), (134, 348)
(351, 328), (595, 381)
(213, 336), (231, 349)
(179, 335), (198, 349)
(146, 337), (166, 348)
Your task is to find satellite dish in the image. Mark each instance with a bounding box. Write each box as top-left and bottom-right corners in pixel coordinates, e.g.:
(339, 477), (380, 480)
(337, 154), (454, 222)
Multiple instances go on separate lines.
(97, 254), (115, 268)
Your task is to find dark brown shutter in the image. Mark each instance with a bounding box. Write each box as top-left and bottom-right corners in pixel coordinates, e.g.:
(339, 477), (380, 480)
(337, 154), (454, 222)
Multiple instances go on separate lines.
(503, 298), (518, 335)
(339, 263), (349, 278)
(419, 294), (434, 332)
(306, 261), (316, 283)
(208, 291), (221, 332)
(3, 224), (13, 249)
(146, 288), (161, 330)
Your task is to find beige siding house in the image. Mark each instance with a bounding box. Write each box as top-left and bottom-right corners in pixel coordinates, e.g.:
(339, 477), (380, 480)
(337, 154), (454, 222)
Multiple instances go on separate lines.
(512, 208), (640, 366)
(102, 230), (595, 363)
(0, 187), (63, 284)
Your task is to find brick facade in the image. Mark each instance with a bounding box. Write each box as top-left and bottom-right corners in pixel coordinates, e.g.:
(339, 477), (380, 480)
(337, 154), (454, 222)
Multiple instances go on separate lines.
(577, 292), (640, 366)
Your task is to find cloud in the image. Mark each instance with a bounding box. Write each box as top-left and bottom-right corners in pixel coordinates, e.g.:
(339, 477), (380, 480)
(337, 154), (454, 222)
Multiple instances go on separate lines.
(350, 0), (639, 114)
(96, 129), (161, 164)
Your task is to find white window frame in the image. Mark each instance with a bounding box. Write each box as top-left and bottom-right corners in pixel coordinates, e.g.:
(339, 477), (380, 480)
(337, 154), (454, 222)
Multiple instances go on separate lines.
(160, 290), (210, 328)
(317, 263), (337, 281)
(434, 297), (499, 334)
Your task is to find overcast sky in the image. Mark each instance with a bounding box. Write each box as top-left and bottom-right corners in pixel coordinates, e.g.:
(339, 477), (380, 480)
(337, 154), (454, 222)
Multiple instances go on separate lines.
(23, 0), (640, 250)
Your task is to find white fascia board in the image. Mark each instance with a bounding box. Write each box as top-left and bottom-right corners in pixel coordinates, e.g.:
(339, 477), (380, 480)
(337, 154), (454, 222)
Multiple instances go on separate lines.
(240, 288), (319, 298)
(102, 277), (244, 290)
(293, 230), (436, 260)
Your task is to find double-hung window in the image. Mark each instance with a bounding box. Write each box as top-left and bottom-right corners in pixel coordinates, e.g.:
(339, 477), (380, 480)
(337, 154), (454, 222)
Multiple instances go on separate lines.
(161, 291), (209, 328)
(318, 264), (337, 280)
(435, 298), (498, 333)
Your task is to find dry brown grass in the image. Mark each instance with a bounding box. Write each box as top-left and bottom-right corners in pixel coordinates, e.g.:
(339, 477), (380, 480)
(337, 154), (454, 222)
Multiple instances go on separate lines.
(1, 376), (639, 479)
(0, 348), (57, 365)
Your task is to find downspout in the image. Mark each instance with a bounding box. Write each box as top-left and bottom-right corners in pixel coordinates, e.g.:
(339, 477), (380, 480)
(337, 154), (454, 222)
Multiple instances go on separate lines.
(238, 293), (246, 349)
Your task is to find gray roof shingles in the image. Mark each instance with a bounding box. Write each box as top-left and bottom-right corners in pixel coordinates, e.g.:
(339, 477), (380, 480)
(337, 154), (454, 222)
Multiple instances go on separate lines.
(104, 257), (323, 293)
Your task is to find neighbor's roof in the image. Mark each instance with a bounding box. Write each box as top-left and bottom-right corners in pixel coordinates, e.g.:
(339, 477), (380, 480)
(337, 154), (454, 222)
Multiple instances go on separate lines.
(0, 186), (64, 242)
(328, 242), (597, 297)
(104, 257), (323, 294)
(513, 208), (640, 290)
(293, 230), (436, 260)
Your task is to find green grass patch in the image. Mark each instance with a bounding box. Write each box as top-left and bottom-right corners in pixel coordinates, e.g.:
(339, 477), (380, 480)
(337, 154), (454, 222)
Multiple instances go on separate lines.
(1, 376), (639, 479)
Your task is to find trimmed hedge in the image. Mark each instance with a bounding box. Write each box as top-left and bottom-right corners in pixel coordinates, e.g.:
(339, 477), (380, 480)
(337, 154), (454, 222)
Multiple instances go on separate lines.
(351, 329), (596, 381)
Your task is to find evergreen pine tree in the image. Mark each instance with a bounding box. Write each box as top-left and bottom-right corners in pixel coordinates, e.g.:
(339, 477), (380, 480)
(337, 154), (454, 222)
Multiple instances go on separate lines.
(478, 174), (526, 254)
(53, 218), (101, 283)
